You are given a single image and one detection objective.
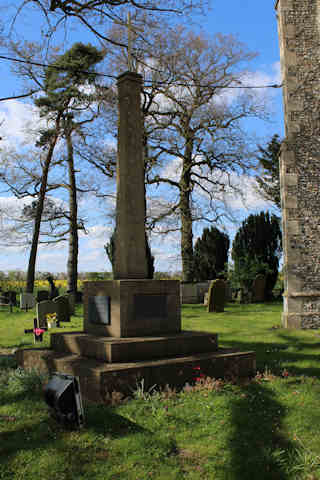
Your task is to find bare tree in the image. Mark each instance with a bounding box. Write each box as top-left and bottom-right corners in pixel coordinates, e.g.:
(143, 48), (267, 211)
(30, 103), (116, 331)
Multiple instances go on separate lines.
(102, 23), (271, 281)
(10, 0), (207, 49)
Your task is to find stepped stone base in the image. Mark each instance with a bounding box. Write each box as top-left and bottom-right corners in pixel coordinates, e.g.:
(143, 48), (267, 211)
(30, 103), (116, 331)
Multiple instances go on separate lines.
(15, 346), (255, 404)
(50, 330), (218, 363)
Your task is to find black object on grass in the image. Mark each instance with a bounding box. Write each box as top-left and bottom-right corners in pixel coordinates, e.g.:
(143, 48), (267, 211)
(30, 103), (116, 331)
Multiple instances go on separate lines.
(44, 373), (85, 429)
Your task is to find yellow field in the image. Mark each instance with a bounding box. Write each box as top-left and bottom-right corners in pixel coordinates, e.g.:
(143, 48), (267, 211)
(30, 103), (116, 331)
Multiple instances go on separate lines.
(0, 279), (84, 292)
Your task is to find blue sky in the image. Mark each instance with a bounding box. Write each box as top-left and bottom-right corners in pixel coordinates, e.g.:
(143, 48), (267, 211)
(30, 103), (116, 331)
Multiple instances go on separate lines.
(0, 1), (284, 275)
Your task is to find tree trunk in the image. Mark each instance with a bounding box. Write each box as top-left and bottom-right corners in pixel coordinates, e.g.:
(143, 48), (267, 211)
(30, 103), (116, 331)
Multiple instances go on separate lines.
(26, 115), (61, 293)
(66, 127), (78, 294)
(180, 137), (194, 282)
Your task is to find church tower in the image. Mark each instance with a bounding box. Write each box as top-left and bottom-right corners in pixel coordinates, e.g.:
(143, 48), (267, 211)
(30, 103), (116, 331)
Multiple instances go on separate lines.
(276, 0), (320, 327)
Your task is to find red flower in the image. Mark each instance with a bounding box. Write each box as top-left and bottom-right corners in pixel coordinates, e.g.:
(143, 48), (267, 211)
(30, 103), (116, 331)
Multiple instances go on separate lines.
(34, 328), (45, 336)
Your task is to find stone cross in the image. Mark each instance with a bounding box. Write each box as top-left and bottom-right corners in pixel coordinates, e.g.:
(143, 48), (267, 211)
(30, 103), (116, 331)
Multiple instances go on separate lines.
(24, 318), (48, 343)
(114, 12), (143, 72)
(113, 71), (148, 279)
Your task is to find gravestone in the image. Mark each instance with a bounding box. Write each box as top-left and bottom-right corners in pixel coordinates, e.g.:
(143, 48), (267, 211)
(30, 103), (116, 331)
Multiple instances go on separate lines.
(252, 274), (266, 303)
(20, 293), (35, 310)
(196, 282), (211, 303)
(224, 281), (232, 302)
(36, 300), (58, 328)
(6, 291), (17, 306)
(36, 290), (49, 303)
(207, 279), (226, 313)
(53, 296), (71, 323)
(75, 291), (83, 303)
(204, 291), (209, 306)
(276, 0), (320, 328)
(47, 276), (59, 300)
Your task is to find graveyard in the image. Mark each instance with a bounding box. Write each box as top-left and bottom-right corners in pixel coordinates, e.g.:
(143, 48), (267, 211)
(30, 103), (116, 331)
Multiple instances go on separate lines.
(2, 299), (320, 479)
(2, 0), (320, 476)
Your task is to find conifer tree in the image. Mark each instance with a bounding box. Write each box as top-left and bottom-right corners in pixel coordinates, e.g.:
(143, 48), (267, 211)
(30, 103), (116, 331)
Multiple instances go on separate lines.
(26, 43), (105, 293)
(193, 227), (229, 282)
(231, 211), (282, 299)
(254, 134), (282, 210)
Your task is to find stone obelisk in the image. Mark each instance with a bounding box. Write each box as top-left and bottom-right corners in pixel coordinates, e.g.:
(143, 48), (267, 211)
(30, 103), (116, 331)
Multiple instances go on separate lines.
(276, 0), (320, 328)
(83, 71), (181, 337)
(114, 71), (148, 279)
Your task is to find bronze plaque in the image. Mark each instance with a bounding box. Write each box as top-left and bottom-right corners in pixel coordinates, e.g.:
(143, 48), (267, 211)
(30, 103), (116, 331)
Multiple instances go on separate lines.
(88, 296), (110, 325)
(134, 294), (167, 318)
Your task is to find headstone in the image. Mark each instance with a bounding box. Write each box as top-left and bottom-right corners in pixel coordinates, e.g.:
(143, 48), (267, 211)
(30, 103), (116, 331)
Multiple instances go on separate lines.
(36, 290), (49, 303)
(20, 293), (35, 310)
(196, 282), (211, 303)
(47, 276), (59, 300)
(36, 300), (59, 328)
(207, 279), (226, 313)
(53, 295), (71, 323)
(7, 291), (17, 306)
(76, 291), (83, 303)
(252, 274), (266, 303)
(204, 291), (209, 306)
(224, 282), (232, 302)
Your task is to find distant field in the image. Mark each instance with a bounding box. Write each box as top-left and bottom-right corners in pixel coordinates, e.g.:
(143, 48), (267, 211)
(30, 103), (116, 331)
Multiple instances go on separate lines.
(0, 279), (84, 295)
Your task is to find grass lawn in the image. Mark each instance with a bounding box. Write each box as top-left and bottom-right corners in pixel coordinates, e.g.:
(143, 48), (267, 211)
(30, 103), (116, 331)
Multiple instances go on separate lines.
(1, 301), (320, 480)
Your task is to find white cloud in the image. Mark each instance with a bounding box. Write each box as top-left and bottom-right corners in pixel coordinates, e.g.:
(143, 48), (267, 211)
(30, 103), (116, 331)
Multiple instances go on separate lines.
(81, 224), (113, 251)
(213, 61), (281, 108)
(0, 100), (45, 148)
(160, 157), (182, 182)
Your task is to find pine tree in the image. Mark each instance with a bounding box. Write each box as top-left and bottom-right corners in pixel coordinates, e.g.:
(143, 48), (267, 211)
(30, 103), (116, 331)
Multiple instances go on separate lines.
(33, 43), (105, 294)
(193, 226), (229, 282)
(231, 211), (282, 299)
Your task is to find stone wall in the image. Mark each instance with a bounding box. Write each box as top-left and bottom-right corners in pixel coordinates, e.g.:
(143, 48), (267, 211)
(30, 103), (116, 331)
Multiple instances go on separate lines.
(180, 282), (210, 304)
(276, 0), (320, 328)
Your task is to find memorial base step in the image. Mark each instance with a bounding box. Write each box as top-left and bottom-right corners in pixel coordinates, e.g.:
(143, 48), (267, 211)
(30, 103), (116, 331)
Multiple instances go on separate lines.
(15, 348), (256, 404)
(49, 330), (218, 363)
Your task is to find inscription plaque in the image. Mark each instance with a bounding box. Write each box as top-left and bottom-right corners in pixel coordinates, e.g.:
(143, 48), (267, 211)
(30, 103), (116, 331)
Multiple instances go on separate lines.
(88, 296), (110, 325)
(134, 294), (167, 319)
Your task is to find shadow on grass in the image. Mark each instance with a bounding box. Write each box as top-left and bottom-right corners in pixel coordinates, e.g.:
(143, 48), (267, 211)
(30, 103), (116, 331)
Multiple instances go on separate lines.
(85, 403), (149, 438)
(0, 398), (150, 476)
(228, 380), (295, 480)
(219, 336), (320, 377)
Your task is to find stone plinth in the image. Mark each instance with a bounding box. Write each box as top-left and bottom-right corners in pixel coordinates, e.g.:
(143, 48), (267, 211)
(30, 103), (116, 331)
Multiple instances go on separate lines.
(83, 280), (181, 337)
